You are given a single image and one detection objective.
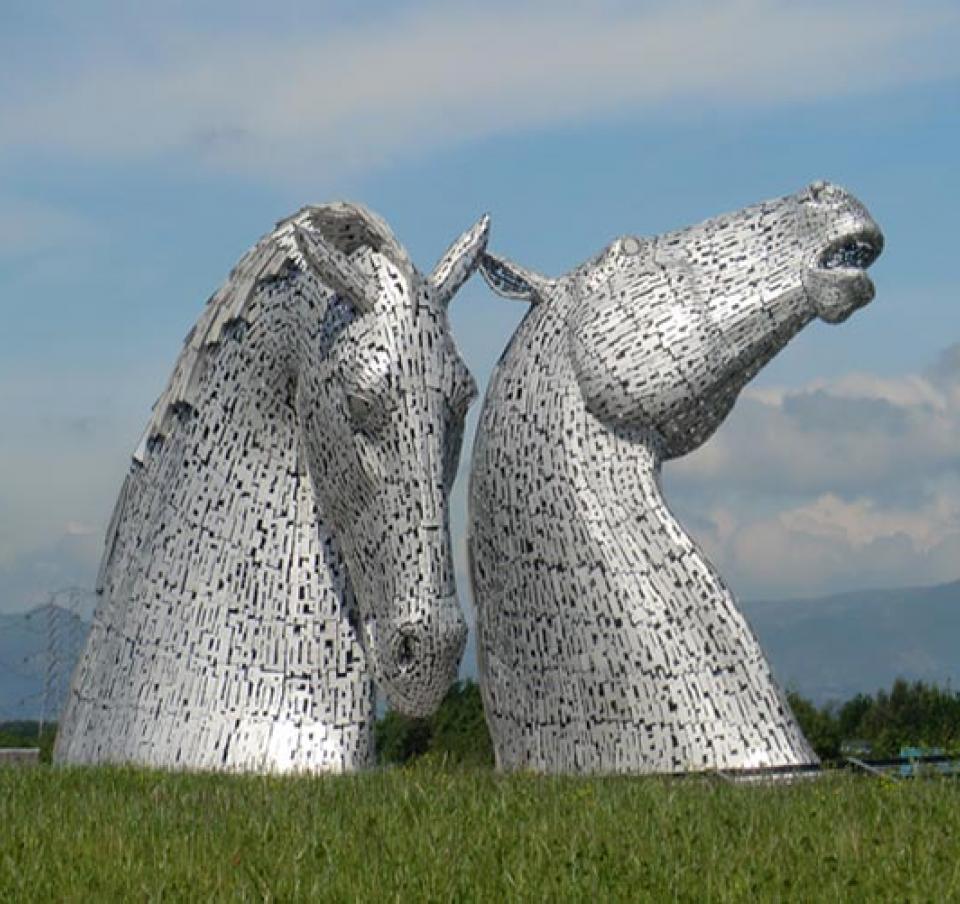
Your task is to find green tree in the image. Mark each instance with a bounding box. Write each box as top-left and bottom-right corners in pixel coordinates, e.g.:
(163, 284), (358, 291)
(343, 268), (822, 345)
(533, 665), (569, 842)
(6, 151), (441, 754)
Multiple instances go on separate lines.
(857, 678), (960, 756)
(374, 680), (493, 767)
(430, 680), (494, 766)
(786, 692), (840, 761)
(0, 721), (58, 763)
(374, 710), (432, 765)
(836, 693), (872, 741)
(788, 680), (960, 761)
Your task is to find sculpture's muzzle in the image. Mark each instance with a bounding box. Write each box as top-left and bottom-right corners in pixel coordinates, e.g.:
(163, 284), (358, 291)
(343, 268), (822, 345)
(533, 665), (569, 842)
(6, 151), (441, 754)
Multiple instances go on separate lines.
(799, 182), (884, 324)
(365, 594), (467, 717)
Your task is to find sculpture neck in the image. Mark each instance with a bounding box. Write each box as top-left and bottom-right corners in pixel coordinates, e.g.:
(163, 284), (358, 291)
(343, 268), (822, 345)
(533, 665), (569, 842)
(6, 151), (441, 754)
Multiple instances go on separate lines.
(576, 414), (705, 582)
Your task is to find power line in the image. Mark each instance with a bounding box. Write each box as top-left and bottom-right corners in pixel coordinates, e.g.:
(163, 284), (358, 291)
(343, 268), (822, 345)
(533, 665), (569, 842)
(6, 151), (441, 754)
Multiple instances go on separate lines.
(1, 587), (95, 726)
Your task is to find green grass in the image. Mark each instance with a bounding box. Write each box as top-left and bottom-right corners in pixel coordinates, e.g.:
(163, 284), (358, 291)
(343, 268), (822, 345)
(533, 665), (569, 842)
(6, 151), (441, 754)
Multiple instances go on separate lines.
(1, 763), (958, 902)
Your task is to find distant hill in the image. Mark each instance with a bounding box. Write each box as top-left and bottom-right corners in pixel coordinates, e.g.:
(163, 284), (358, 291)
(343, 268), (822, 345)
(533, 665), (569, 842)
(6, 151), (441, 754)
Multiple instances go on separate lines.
(0, 591), (94, 721)
(2, 580), (958, 719)
(741, 579), (960, 704)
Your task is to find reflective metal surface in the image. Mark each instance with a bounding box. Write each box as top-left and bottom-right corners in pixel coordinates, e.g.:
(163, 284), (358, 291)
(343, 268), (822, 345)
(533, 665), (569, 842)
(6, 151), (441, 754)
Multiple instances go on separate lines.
(55, 203), (488, 772)
(470, 183), (882, 774)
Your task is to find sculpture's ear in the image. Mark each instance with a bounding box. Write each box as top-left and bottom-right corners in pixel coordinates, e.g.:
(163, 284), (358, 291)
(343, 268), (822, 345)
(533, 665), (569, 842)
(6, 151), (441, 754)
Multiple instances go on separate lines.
(295, 224), (378, 314)
(427, 214), (491, 308)
(479, 252), (551, 305)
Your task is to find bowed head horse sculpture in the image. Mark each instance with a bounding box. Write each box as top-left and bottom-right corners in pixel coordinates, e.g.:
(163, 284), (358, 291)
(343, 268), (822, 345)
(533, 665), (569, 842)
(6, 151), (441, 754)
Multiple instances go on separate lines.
(56, 203), (489, 772)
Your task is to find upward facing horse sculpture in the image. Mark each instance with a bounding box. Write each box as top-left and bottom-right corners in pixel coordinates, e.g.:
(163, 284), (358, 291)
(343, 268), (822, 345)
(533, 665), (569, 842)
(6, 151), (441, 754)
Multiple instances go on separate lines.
(56, 203), (489, 772)
(470, 182), (883, 775)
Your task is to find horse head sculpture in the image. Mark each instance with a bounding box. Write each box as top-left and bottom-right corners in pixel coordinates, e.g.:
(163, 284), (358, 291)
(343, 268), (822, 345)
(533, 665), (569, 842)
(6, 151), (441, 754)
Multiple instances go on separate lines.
(470, 183), (882, 774)
(56, 202), (488, 772)
(293, 207), (484, 715)
(484, 180), (882, 459)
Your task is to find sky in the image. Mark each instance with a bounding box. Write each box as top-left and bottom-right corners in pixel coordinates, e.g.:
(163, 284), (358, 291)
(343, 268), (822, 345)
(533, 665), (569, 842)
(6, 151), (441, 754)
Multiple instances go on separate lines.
(1, 0), (958, 621)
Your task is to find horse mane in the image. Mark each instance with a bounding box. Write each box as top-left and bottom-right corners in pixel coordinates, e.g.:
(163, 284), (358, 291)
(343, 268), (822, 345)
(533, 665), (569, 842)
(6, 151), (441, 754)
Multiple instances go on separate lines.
(132, 202), (408, 465)
(95, 202), (407, 594)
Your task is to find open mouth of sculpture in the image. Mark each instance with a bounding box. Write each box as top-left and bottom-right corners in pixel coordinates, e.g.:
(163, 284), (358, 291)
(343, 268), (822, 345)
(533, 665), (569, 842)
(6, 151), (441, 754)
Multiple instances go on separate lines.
(805, 226), (884, 324)
(817, 229), (883, 273)
(802, 226), (884, 323)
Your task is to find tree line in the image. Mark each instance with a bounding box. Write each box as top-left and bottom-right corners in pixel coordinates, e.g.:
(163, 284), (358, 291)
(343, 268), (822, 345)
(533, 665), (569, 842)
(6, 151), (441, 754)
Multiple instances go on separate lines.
(4, 678), (957, 767)
(377, 678), (960, 767)
(0, 721), (57, 762)
(786, 678), (960, 762)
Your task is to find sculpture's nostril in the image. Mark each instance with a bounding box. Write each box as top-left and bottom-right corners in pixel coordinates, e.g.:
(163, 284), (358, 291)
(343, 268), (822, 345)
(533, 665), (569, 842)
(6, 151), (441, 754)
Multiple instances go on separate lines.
(395, 630), (420, 670)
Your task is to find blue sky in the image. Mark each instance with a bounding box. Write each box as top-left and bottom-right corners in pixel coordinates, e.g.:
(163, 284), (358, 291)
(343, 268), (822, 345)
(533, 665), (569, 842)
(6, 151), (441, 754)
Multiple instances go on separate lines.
(1, 0), (958, 617)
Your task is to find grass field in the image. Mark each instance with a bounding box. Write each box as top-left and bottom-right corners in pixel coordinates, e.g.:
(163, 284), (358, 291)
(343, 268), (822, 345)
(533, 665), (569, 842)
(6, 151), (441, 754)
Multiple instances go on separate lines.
(1, 762), (958, 902)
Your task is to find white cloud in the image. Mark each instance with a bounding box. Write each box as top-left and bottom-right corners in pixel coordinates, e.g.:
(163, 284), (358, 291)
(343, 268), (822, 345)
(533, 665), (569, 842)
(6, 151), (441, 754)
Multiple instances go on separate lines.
(666, 342), (960, 597)
(779, 489), (959, 551)
(1, 0), (957, 181)
(712, 484), (960, 597)
(670, 345), (960, 499)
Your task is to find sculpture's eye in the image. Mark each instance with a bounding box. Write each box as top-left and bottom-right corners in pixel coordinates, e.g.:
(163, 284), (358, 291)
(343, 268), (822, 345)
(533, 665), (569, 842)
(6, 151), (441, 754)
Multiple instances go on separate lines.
(345, 390), (389, 440)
